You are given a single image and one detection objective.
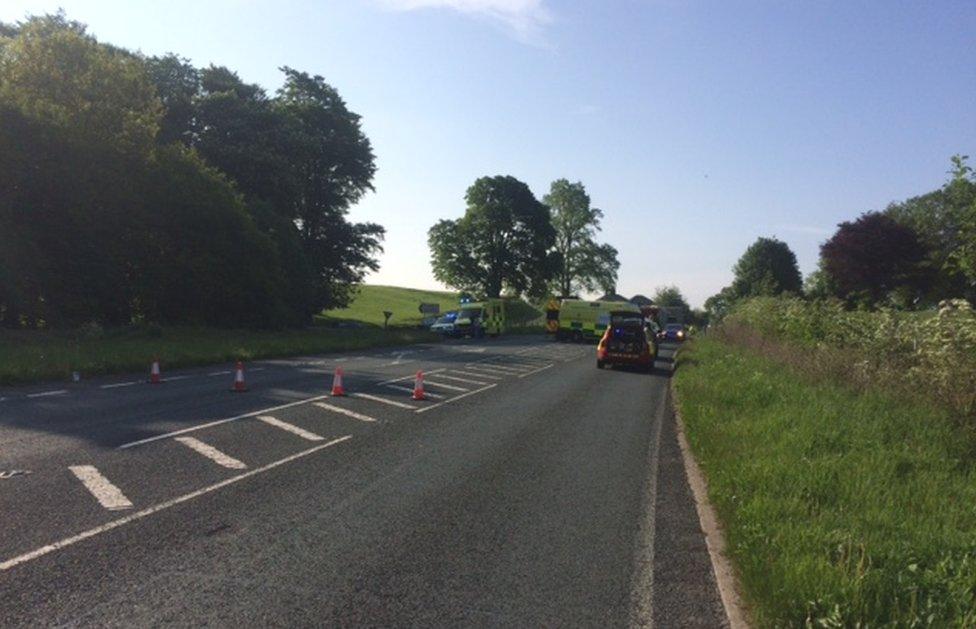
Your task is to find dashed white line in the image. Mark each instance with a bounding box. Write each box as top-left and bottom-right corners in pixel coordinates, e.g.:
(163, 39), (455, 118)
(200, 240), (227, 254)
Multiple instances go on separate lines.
(100, 381), (139, 389)
(1, 436), (352, 572)
(314, 402), (378, 423)
(207, 370), (232, 377)
(256, 415), (324, 441)
(350, 393), (418, 410)
(174, 437), (247, 469)
(68, 465), (133, 511)
(161, 375), (190, 382)
(433, 374), (491, 386)
(27, 389), (68, 399)
(383, 384), (444, 399)
(415, 384), (497, 414)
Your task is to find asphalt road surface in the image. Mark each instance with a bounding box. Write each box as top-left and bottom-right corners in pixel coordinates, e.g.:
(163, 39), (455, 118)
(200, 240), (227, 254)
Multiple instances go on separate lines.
(0, 336), (727, 627)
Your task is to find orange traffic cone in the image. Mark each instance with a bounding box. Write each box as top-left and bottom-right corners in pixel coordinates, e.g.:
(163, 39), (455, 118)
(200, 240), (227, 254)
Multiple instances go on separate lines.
(149, 358), (162, 384)
(412, 370), (426, 401)
(331, 367), (346, 397)
(231, 361), (248, 392)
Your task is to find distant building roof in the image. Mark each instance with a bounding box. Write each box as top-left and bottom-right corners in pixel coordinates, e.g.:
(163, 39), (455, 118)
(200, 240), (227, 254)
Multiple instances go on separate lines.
(630, 294), (653, 306)
(599, 292), (629, 302)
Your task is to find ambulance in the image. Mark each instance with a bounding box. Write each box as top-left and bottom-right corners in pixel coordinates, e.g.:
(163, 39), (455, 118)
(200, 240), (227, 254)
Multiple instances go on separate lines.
(452, 298), (507, 337)
(555, 299), (641, 342)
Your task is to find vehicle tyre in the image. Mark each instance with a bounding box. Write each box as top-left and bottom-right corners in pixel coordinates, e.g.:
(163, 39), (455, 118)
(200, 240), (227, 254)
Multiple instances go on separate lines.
(573, 330), (583, 343)
(596, 360), (604, 369)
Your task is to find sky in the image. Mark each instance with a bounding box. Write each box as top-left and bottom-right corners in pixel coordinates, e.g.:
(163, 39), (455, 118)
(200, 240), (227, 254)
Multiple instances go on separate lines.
(3, 1), (974, 307)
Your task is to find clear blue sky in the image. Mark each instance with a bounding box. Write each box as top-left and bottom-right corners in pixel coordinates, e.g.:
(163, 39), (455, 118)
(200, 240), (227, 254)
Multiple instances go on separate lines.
(4, 1), (974, 306)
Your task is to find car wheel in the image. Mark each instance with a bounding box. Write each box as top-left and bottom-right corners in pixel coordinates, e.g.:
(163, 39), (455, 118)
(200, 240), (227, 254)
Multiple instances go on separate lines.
(573, 330), (583, 343)
(596, 360), (604, 369)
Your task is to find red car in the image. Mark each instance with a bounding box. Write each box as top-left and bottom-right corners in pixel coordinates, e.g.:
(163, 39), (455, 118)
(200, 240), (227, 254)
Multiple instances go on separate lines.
(596, 311), (658, 372)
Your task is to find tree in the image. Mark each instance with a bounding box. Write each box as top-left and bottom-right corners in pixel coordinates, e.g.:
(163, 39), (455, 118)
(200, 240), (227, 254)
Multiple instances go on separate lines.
(704, 286), (737, 321)
(429, 176), (556, 298)
(731, 237), (802, 298)
(820, 212), (929, 306)
(943, 156), (976, 296)
(543, 179), (619, 297)
(652, 285), (690, 310)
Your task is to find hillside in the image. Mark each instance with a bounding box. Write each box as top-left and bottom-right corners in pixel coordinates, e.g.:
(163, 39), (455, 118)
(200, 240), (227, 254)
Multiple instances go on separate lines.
(321, 285), (460, 327)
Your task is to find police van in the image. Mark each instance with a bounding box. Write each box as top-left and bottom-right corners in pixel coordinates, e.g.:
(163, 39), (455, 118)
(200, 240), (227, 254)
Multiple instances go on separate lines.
(555, 299), (641, 342)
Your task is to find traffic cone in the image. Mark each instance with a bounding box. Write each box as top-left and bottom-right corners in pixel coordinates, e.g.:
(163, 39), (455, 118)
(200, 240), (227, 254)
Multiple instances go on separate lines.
(231, 361), (248, 392)
(331, 367), (346, 397)
(149, 358), (162, 384)
(412, 370), (426, 401)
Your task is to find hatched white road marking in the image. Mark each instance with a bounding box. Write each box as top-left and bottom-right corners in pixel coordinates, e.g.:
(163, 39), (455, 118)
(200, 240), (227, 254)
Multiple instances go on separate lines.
(314, 402), (378, 423)
(350, 393), (418, 410)
(518, 363), (554, 378)
(384, 384), (444, 399)
(69, 466), (133, 511)
(27, 390), (67, 399)
(175, 437), (247, 469)
(433, 374), (490, 386)
(415, 384), (497, 414)
(377, 368), (445, 386)
(100, 381), (139, 389)
(463, 365), (518, 376)
(1, 436), (352, 572)
(422, 380), (469, 392)
(451, 369), (502, 381)
(483, 362), (533, 373)
(256, 415), (324, 441)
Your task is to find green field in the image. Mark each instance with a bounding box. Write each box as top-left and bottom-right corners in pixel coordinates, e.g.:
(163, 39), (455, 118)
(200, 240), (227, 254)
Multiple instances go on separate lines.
(674, 335), (976, 627)
(321, 285), (459, 327)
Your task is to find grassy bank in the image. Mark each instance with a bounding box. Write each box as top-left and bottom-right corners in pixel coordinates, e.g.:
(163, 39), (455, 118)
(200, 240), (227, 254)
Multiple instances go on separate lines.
(321, 285), (458, 327)
(674, 335), (976, 626)
(0, 325), (438, 386)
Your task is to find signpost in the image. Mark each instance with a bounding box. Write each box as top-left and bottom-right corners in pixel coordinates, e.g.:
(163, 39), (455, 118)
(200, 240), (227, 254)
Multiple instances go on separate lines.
(418, 303), (440, 315)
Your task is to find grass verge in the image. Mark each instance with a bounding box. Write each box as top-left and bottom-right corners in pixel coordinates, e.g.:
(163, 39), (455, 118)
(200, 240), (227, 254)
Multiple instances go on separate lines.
(673, 335), (976, 626)
(0, 326), (438, 386)
(321, 285), (458, 327)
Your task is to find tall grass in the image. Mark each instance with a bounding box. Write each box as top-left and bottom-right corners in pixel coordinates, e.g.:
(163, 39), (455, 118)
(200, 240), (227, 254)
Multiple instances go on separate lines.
(674, 336), (976, 626)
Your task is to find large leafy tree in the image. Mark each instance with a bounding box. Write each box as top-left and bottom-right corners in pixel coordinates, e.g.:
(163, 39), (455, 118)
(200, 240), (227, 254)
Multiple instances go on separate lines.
(652, 285), (690, 310)
(821, 212), (929, 306)
(429, 176), (556, 298)
(543, 179), (619, 297)
(732, 237), (803, 298)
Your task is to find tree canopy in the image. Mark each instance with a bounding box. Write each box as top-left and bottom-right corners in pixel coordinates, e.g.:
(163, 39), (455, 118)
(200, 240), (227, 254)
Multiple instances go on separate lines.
(543, 179), (619, 297)
(732, 237), (803, 298)
(652, 285), (690, 310)
(428, 176), (556, 299)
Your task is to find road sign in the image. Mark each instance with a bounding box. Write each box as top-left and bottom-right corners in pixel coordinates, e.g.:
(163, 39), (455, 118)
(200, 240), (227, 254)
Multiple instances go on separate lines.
(418, 303), (440, 315)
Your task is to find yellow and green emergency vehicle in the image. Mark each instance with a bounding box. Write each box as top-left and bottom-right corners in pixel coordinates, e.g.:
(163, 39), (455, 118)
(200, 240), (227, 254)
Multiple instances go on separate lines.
(453, 298), (507, 337)
(554, 299), (641, 342)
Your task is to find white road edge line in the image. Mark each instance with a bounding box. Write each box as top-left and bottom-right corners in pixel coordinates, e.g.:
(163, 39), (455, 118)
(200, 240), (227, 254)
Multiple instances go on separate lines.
(422, 380), (469, 392)
(207, 370), (232, 377)
(256, 415), (324, 441)
(377, 368), (445, 386)
(414, 384), (496, 414)
(174, 437), (247, 469)
(100, 381), (139, 389)
(350, 393), (417, 410)
(27, 390), (68, 399)
(68, 465), (133, 511)
(517, 363), (554, 378)
(118, 395), (333, 449)
(431, 374), (490, 386)
(3, 437), (352, 572)
(313, 402), (378, 423)
(384, 384), (444, 399)
(161, 375), (191, 382)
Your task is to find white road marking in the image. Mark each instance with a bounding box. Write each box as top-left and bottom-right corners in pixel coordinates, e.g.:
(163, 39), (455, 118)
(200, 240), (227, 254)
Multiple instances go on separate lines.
(377, 368), (445, 386)
(422, 380), (469, 392)
(27, 389), (67, 399)
(314, 402), (378, 423)
(432, 373), (490, 386)
(518, 363), (554, 378)
(382, 359), (415, 367)
(207, 370), (232, 377)
(384, 384), (444, 399)
(334, 357), (348, 362)
(483, 362), (533, 373)
(68, 465), (133, 511)
(1, 436), (351, 572)
(451, 369), (502, 381)
(118, 394), (333, 449)
(256, 415), (324, 441)
(350, 393), (418, 410)
(463, 365), (517, 376)
(100, 381), (139, 389)
(251, 367), (266, 372)
(161, 375), (190, 382)
(415, 384), (497, 414)
(175, 437), (247, 469)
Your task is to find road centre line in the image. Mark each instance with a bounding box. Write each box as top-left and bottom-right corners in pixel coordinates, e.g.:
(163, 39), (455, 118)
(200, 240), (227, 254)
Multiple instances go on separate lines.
(161, 375), (190, 382)
(174, 437), (247, 469)
(430, 374), (490, 386)
(377, 368), (445, 386)
(68, 465), (133, 511)
(518, 363), (554, 378)
(1, 436), (352, 572)
(256, 415), (324, 441)
(415, 384), (497, 414)
(421, 380), (469, 392)
(384, 384), (444, 399)
(350, 393), (418, 410)
(27, 390), (68, 399)
(100, 381), (139, 389)
(450, 369), (502, 381)
(314, 402), (378, 423)
(207, 370), (232, 377)
(118, 395), (333, 449)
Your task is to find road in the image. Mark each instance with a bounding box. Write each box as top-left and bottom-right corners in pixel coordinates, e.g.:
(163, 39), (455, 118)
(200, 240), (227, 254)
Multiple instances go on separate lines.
(0, 336), (727, 627)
